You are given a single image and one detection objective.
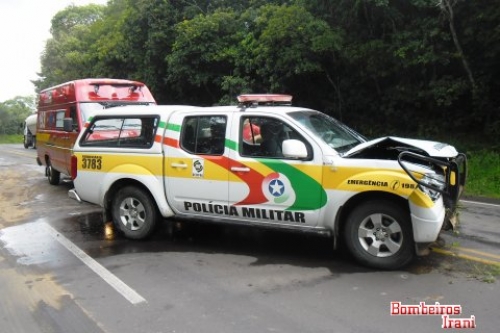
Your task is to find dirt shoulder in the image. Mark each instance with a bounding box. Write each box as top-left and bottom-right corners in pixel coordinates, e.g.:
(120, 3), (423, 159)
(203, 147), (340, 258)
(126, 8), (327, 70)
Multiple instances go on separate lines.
(0, 169), (38, 228)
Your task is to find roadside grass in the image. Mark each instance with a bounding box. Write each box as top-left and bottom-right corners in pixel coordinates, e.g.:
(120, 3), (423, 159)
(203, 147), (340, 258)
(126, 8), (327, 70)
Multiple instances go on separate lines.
(437, 255), (500, 284)
(463, 149), (500, 200)
(0, 134), (23, 144)
(0, 134), (498, 199)
(466, 262), (500, 284)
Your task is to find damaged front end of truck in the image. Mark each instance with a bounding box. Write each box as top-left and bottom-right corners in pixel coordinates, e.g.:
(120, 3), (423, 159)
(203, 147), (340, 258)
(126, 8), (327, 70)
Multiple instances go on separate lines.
(344, 136), (468, 230)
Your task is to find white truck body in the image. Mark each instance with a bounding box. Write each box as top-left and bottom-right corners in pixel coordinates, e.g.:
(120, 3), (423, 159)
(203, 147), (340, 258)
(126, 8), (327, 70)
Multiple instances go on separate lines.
(23, 113), (37, 148)
(68, 95), (467, 269)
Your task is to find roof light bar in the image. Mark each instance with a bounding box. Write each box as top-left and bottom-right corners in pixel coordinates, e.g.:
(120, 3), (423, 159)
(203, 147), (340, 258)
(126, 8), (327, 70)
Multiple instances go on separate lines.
(237, 94), (293, 104)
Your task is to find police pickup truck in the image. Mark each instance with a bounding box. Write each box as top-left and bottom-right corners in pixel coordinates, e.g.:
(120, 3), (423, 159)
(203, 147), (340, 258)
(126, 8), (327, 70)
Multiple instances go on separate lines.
(68, 94), (466, 269)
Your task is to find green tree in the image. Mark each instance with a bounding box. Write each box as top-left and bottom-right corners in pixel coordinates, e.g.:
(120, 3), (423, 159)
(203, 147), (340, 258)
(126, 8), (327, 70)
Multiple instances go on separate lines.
(88, 0), (139, 79)
(0, 96), (35, 135)
(239, 4), (342, 93)
(167, 9), (242, 104)
(122, 0), (183, 103)
(33, 4), (105, 91)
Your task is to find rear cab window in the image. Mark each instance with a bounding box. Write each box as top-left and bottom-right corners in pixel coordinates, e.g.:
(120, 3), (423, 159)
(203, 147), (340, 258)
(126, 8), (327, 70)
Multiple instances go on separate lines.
(80, 115), (159, 148)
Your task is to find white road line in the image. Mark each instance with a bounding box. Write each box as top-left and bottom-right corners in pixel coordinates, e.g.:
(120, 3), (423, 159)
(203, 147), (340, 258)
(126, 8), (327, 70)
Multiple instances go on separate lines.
(43, 222), (147, 305)
(461, 200), (500, 208)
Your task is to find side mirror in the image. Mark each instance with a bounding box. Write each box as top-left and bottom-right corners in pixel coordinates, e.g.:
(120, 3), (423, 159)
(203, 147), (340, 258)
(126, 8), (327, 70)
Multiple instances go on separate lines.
(63, 118), (74, 132)
(282, 139), (309, 159)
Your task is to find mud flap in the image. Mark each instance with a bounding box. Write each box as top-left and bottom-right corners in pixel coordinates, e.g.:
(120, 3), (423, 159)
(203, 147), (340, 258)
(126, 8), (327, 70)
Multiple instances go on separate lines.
(415, 242), (432, 256)
(442, 210), (459, 231)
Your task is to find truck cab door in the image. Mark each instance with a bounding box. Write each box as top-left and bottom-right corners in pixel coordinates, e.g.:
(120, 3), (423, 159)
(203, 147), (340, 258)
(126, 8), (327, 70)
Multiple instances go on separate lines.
(228, 114), (325, 228)
(164, 112), (230, 216)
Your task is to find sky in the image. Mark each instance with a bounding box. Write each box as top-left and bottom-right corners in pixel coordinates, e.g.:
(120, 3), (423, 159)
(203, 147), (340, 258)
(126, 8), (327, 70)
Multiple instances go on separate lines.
(0, 0), (108, 103)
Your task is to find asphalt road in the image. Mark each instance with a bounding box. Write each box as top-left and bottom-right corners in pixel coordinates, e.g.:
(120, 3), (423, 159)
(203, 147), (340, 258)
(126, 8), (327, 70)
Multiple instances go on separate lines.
(0, 144), (498, 333)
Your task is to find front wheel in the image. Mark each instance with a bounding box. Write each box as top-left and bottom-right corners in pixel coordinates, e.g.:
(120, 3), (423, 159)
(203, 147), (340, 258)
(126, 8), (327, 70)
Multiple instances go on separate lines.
(112, 186), (158, 239)
(344, 200), (414, 270)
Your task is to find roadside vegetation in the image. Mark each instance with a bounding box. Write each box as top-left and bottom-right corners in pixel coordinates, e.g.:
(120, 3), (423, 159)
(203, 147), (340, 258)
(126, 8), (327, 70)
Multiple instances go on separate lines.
(463, 149), (500, 200)
(0, 134), (22, 144)
(0, 96), (35, 136)
(434, 254), (500, 284)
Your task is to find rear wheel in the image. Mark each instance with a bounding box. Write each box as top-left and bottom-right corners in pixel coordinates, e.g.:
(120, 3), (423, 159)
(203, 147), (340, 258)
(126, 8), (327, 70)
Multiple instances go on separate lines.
(112, 186), (158, 239)
(46, 160), (60, 185)
(344, 200), (414, 270)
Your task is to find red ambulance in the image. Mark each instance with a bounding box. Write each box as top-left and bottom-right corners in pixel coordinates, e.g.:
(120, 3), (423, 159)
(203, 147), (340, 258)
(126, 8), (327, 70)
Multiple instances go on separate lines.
(36, 78), (156, 185)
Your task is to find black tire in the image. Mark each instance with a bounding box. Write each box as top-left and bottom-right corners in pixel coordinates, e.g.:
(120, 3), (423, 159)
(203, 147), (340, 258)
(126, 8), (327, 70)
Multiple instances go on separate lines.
(344, 200), (414, 270)
(47, 161), (60, 185)
(111, 186), (158, 239)
(23, 136), (29, 149)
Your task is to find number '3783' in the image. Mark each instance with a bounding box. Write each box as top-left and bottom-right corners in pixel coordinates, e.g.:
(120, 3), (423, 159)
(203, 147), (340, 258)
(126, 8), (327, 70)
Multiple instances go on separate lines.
(82, 156), (102, 170)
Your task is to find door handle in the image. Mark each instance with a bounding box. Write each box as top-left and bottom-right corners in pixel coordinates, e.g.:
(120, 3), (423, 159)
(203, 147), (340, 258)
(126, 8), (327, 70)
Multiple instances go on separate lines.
(231, 166), (250, 173)
(171, 163), (187, 169)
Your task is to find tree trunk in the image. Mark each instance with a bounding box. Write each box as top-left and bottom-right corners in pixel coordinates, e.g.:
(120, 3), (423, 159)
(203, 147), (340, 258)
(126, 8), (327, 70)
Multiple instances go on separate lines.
(439, 0), (475, 88)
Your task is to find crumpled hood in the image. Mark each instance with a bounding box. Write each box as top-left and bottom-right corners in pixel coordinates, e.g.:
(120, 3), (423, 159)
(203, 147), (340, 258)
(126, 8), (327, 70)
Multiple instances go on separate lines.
(343, 136), (458, 158)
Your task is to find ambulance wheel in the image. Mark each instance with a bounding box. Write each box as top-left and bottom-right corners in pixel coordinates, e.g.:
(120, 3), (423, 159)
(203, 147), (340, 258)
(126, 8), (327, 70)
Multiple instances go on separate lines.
(344, 200), (414, 270)
(112, 186), (158, 239)
(47, 161), (60, 185)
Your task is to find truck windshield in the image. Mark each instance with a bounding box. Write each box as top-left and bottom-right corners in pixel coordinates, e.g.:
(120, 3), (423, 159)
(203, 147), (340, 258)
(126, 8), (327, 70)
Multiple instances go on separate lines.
(288, 111), (366, 154)
(79, 102), (153, 125)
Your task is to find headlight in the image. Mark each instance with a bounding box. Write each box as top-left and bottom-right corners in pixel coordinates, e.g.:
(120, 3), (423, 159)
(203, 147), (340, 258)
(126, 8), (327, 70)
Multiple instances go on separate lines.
(419, 173), (445, 201)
